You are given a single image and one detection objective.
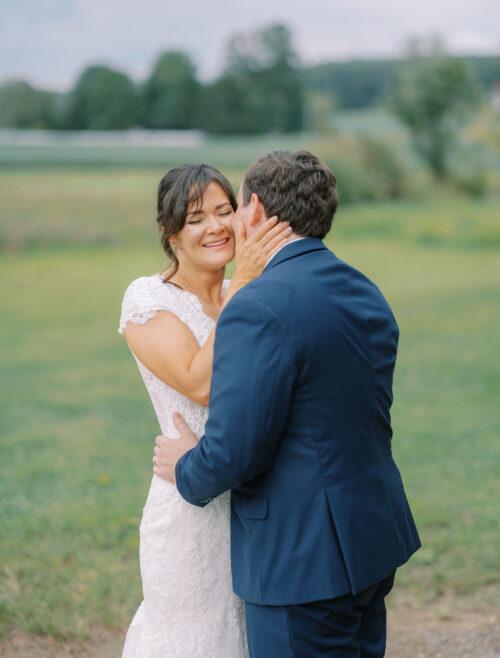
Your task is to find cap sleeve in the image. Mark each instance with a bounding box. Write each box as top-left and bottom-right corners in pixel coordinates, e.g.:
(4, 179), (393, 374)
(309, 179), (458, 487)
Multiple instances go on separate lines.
(118, 276), (179, 335)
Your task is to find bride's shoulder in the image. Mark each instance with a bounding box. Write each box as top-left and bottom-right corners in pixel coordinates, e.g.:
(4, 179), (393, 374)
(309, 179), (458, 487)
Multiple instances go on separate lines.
(122, 273), (164, 299)
(119, 274), (178, 335)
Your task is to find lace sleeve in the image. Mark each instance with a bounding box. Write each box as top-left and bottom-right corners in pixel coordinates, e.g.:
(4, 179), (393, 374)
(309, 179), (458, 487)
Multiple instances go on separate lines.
(118, 276), (178, 335)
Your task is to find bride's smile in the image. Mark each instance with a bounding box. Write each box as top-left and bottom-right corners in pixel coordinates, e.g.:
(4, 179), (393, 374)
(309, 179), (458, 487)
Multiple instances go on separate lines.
(170, 181), (235, 271)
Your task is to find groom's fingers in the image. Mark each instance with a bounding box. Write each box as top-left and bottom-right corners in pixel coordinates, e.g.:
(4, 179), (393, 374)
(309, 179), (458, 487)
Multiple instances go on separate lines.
(153, 445), (166, 463)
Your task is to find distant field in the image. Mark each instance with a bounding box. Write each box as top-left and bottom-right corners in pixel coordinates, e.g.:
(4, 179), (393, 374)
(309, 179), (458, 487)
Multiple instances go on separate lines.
(0, 112), (406, 169)
(0, 133), (313, 170)
(0, 109), (412, 170)
(0, 152), (499, 642)
(333, 109), (405, 134)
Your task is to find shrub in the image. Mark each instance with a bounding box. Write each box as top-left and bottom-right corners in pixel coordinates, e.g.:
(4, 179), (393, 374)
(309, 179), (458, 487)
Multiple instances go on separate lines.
(449, 142), (499, 198)
(313, 135), (411, 204)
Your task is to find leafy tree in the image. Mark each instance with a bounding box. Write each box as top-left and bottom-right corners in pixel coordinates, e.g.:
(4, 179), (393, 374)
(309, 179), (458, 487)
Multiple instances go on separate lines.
(392, 55), (478, 178)
(0, 80), (56, 128)
(204, 24), (304, 135)
(202, 75), (265, 134)
(256, 24), (303, 132)
(142, 52), (200, 129)
(64, 65), (140, 129)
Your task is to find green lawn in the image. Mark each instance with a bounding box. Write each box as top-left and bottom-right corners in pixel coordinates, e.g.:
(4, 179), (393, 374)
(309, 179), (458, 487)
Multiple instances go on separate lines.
(1, 169), (499, 252)
(0, 134), (313, 170)
(0, 168), (499, 640)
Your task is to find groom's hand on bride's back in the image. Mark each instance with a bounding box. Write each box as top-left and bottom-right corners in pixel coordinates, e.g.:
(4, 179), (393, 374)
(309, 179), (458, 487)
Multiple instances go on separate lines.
(153, 413), (198, 484)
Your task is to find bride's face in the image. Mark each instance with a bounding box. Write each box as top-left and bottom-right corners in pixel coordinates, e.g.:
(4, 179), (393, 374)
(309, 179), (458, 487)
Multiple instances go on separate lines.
(171, 182), (235, 271)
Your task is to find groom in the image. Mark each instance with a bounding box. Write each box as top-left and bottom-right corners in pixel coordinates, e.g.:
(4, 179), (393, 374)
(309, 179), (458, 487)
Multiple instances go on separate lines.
(154, 150), (420, 657)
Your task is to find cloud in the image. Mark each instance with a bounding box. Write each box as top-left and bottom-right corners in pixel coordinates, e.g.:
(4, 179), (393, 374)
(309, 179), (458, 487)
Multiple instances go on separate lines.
(0, 0), (498, 91)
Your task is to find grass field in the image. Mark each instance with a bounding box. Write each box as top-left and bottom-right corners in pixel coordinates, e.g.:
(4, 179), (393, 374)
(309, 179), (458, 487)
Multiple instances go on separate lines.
(0, 134), (313, 170)
(0, 156), (499, 643)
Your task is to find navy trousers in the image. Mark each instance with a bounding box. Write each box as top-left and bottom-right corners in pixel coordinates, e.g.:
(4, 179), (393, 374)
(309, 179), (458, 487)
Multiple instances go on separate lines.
(245, 572), (395, 658)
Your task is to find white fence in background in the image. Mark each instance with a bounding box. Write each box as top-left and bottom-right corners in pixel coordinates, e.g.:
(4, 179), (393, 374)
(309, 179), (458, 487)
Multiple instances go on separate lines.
(0, 129), (207, 148)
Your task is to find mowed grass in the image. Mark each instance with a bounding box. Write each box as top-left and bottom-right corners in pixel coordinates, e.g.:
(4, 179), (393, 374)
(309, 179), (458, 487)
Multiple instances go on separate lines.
(1, 169), (499, 252)
(0, 168), (499, 640)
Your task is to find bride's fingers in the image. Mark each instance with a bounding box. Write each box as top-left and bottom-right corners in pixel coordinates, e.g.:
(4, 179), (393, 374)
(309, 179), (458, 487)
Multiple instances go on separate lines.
(247, 221), (290, 252)
(247, 216), (279, 243)
(234, 220), (246, 247)
(269, 236), (292, 255)
(260, 223), (292, 248)
(263, 228), (293, 254)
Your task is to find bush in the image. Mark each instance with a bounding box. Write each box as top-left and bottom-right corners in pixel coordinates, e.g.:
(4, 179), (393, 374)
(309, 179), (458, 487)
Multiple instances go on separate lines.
(359, 137), (410, 199)
(313, 135), (412, 204)
(449, 141), (499, 198)
(333, 156), (382, 204)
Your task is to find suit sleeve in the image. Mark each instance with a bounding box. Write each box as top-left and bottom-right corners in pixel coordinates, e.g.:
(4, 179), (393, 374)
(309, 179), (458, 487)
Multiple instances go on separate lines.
(175, 293), (295, 506)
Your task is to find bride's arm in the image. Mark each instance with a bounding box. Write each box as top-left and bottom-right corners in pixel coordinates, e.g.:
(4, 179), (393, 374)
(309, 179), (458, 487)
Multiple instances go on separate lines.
(124, 218), (291, 406)
(124, 310), (215, 406)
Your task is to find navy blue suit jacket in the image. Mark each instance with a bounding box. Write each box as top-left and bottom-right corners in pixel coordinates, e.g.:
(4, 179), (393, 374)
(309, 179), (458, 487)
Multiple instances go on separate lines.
(176, 238), (420, 605)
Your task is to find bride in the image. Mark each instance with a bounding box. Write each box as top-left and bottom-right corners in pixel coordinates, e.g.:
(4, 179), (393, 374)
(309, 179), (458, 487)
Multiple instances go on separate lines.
(118, 163), (291, 658)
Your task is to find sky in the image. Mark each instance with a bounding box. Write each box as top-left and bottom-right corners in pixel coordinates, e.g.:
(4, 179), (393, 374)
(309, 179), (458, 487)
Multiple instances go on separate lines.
(1, 0), (499, 91)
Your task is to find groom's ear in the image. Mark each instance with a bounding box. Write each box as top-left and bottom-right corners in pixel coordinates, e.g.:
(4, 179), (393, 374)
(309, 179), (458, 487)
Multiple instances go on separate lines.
(248, 193), (265, 227)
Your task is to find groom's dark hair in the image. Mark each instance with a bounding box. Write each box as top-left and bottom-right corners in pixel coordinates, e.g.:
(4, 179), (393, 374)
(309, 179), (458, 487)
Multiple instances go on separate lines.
(242, 150), (338, 238)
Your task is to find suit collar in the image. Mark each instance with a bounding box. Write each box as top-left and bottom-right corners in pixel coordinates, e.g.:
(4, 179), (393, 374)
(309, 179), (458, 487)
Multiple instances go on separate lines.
(264, 237), (327, 271)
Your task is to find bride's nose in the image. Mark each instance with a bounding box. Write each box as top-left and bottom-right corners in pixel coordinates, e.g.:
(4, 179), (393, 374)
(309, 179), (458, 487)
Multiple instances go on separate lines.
(206, 215), (225, 233)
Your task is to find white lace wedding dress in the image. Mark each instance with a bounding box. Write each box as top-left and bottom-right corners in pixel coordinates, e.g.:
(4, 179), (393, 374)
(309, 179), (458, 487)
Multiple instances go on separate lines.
(118, 274), (248, 658)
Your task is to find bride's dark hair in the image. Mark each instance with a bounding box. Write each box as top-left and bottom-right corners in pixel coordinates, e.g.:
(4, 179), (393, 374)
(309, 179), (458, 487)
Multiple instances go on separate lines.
(157, 164), (237, 280)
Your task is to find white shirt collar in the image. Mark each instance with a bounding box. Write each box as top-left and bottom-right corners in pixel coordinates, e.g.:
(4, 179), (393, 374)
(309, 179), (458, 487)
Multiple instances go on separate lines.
(265, 236), (306, 268)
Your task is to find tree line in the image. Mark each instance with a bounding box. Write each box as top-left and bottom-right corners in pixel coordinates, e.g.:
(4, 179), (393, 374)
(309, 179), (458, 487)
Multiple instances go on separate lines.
(0, 25), (303, 135)
(0, 23), (497, 135)
(305, 55), (498, 110)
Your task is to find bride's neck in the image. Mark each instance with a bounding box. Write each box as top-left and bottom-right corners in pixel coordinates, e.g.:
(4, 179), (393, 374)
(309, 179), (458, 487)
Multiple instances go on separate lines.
(167, 262), (226, 305)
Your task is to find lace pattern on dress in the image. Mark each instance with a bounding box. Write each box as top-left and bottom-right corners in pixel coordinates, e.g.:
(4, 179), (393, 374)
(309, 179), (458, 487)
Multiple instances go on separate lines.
(118, 274), (248, 658)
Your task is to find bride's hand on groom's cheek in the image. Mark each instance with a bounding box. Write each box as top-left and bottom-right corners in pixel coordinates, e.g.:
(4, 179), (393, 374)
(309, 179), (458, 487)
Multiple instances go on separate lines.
(233, 216), (292, 284)
(153, 412), (198, 483)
